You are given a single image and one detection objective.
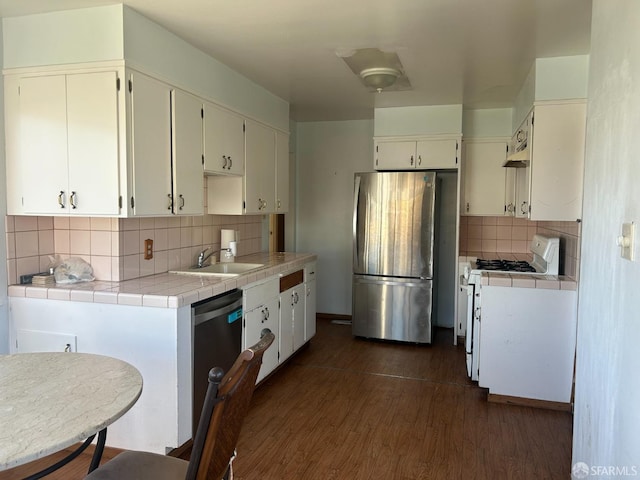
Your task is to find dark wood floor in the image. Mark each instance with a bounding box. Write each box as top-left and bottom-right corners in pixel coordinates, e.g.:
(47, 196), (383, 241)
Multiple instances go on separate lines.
(1, 318), (573, 479)
(233, 319), (573, 479)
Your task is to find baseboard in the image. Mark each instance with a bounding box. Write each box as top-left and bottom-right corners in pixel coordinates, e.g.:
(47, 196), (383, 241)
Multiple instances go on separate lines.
(487, 393), (573, 412)
(317, 312), (352, 322)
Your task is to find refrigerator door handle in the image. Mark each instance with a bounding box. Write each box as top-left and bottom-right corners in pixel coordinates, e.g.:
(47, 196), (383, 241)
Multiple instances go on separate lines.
(353, 175), (361, 270)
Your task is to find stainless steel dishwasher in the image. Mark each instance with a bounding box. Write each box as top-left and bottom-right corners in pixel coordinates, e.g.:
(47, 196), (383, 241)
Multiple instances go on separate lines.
(192, 288), (243, 435)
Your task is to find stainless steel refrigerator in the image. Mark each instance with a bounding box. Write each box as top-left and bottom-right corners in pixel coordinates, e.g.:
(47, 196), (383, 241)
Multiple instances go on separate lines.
(352, 171), (436, 343)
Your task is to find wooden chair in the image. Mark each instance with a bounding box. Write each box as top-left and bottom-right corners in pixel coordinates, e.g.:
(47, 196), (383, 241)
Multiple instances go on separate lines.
(85, 329), (275, 480)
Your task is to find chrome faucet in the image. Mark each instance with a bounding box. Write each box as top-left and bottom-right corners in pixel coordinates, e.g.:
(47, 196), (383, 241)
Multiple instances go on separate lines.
(196, 248), (213, 268)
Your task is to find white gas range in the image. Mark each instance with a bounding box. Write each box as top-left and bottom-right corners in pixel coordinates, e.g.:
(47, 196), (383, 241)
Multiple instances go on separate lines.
(462, 234), (560, 381)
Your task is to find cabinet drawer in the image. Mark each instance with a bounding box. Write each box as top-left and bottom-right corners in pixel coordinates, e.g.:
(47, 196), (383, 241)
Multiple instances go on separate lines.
(243, 277), (279, 311)
(280, 270), (303, 292)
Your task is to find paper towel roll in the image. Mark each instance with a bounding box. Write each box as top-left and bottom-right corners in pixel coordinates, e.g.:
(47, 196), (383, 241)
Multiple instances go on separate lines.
(221, 229), (236, 249)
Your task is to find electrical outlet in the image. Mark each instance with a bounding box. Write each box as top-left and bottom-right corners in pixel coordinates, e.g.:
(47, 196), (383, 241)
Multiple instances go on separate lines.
(144, 239), (153, 260)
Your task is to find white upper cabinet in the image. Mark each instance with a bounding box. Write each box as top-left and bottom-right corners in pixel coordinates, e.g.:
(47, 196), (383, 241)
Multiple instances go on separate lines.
(374, 136), (460, 170)
(505, 102), (586, 221)
(203, 102), (244, 175)
(528, 102), (586, 221)
(417, 138), (460, 169)
(18, 72), (120, 215)
(171, 89), (204, 216)
(245, 119), (276, 214)
(462, 139), (508, 216)
(275, 131), (289, 213)
(128, 71), (173, 216)
(128, 72), (204, 216)
(375, 141), (417, 169)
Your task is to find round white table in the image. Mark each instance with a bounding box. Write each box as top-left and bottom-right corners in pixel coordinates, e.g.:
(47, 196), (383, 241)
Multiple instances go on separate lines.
(0, 352), (143, 475)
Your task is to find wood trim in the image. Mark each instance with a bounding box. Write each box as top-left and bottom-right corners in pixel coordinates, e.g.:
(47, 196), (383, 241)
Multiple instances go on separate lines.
(317, 313), (352, 322)
(487, 393), (573, 412)
(279, 269), (303, 292)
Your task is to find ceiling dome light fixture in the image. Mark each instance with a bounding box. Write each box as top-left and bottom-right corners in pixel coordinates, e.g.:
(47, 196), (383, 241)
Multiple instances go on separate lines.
(359, 67), (401, 92)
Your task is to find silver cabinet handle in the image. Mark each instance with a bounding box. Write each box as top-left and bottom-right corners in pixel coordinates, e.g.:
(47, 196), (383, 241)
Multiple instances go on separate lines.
(520, 201), (528, 215)
(222, 155), (228, 169)
(70, 191), (78, 209)
(294, 291), (299, 304)
(277, 199), (281, 209)
(410, 155), (414, 166)
(228, 157), (232, 169)
(262, 200), (267, 209)
(307, 287), (311, 297)
(58, 190), (66, 209)
(167, 193), (173, 210)
(258, 198), (263, 210)
(418, 155), (422, 166)
(179, 194), (185, 210)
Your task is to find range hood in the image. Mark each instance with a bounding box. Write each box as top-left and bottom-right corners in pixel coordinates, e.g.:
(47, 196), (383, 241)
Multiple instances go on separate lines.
(503, 145), (530, 168)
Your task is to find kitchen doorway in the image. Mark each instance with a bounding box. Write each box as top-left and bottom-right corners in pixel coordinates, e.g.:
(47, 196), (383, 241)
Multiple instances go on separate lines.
(269, 214), (285, 252)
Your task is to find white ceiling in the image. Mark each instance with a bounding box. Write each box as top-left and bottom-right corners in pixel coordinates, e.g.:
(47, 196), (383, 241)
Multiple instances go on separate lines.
(0, 0), (592, 122)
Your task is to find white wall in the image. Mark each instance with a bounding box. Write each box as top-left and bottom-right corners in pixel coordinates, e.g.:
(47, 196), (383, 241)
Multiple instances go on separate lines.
(462, 108), (512, 138)
(2, 5), (124, 67)
(122, 7), (289, 132)
(535, 55), (589, 102)
(2, 5), (289, 132)
(296, 120), (373, 315)
(0, 22), (7, 353)
(374, 105), (462, 137)
(572, 0), (640, 471)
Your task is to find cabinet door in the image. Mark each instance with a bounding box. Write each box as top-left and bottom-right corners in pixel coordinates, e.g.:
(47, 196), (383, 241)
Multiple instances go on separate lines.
(504, 167), (516, 216)
(129, 72), (172, 216)
(203, 102), (244, 175)
(171, 90), (203, 215)
(417, 138), (459, 169)
(19, 75), (69, 214)
(245, 119), (275, 214)
(244, 298), (279, 383)
(374, 141), (416, 170)
(463, 141), (507, 215)
(67, 71), (121, 215)
(515, 167), (530, 218)
(529, 103), (586, 221)
(292, 284), (305, 350)
(304, 278), (316, 342)
(275, 131), (289, 213)
(279, 288), (295, 363)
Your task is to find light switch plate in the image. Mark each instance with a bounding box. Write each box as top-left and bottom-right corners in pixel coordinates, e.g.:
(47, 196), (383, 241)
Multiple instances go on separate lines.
(619, 222), (635, 261)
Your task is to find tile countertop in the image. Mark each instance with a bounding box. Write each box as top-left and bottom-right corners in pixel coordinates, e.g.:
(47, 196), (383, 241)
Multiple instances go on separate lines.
(8, 252), (317, 309)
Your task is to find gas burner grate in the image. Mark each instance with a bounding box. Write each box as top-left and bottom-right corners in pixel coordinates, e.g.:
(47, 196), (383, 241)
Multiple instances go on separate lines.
(475, 259), (536, 273)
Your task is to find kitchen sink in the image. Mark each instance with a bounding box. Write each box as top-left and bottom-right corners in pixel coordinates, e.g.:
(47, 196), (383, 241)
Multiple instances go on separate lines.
(170, 263), (264, 277)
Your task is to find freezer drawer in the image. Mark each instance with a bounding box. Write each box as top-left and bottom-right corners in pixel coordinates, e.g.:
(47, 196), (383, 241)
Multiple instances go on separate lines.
(352, 275), (433, 343)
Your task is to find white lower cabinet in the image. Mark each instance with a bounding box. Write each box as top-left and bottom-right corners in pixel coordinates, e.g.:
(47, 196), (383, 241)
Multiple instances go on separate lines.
(280, 283), (305, 360)
(244, 297), (279, 383)
(304, 263), (317, 342)
(242, 265), (316, 381)
(242, 277), (279, 383)
(478, 286), (577, 403)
